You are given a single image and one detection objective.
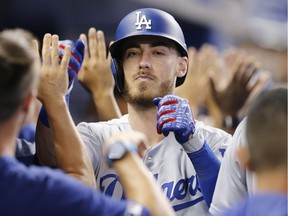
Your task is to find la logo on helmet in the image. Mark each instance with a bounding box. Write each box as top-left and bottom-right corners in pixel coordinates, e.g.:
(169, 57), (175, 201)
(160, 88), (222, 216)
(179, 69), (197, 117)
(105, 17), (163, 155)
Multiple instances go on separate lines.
(135, 11), (152, 30)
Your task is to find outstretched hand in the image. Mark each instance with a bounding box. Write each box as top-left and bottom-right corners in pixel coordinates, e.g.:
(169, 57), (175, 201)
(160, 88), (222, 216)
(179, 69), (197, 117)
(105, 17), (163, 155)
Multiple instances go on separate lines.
(175, 44), (222, 115)
(37, 34), (71, 106)
(209, 51), (261, 116)
(77, 27), (114, 96)
(153, 95), (195, 144)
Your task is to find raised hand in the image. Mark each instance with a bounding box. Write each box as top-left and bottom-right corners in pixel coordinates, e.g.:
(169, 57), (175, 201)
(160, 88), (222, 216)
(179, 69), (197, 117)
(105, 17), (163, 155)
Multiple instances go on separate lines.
(38, 34), (71, 105)
(77, 27), (114, 95)
(175, 44), (222, 115)
(153, 95), (195, 144)
(209, 50), (261, 117)
(77, 27), (122, 120)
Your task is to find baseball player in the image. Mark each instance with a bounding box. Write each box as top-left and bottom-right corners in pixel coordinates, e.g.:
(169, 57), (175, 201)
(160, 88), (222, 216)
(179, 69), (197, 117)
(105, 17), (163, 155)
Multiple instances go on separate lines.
(209, 87), (283, 214)
(36, 8), (231, 216)
(211, 87), (287, 215)
(209, 117), (256, 214)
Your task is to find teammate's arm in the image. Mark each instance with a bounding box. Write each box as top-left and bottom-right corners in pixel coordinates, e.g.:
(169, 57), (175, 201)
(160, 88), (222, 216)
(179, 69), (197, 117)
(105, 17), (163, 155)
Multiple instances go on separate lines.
(35, 34), (96, 188)
(104, 131), (175, 216)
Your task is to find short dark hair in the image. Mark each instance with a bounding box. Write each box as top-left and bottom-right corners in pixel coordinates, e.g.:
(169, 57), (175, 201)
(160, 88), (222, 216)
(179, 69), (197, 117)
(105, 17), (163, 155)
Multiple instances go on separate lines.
(0, 28), (38, 122)
(246, 87), (287, 171)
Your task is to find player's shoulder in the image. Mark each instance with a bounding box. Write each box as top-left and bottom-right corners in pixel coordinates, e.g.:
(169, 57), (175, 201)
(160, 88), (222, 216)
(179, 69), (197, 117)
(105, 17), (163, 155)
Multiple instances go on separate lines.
(231, 117), (247, 148)
(77, 114), (130, 131)
(196, 121), (232, 143)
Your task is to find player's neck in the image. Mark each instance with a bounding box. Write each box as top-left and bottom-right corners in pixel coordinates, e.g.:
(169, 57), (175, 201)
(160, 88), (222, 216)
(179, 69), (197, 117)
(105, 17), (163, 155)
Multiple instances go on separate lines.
(128, 105), (165, 146)
(0, 115), (21, 157)
(256, 168), (287, 194)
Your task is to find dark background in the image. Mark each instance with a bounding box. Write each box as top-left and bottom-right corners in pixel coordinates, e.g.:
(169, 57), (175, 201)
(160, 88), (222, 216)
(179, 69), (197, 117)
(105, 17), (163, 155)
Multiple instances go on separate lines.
(1, 0), (286, 124)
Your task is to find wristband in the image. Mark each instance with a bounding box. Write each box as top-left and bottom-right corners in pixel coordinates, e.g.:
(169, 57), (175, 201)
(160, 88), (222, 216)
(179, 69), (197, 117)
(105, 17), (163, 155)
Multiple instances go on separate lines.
(187, 142), (220, 207)
(181, 129), (204, 153)
(106, 140), (138, 167)
(38, 93), (71, 128)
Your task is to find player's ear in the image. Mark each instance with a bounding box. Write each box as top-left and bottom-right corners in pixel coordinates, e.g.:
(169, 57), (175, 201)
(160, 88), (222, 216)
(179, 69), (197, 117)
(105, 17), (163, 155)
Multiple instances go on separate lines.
(237, 145), (254, 171)
(22, 90), (37, 113)
(176, 56), (188, 78)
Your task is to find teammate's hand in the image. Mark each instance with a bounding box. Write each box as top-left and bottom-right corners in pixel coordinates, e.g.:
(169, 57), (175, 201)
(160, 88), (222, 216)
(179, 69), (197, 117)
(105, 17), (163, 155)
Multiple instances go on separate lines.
(153, 95), (196, 144)
(38, 34), (71, 105)
(104, 131), (149, 159)
(77, 28), (114, 94)
(58, 39), (85, 90)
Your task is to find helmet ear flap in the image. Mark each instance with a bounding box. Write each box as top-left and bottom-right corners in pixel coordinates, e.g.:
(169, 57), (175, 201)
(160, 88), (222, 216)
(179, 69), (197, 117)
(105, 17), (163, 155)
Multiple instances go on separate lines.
(110, 58), (124, 92)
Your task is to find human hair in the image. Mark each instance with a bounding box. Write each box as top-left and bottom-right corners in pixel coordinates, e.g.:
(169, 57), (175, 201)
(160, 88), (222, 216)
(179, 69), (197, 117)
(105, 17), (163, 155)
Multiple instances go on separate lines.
(0, 28), (39, 122)
(246, 87), (287, 172)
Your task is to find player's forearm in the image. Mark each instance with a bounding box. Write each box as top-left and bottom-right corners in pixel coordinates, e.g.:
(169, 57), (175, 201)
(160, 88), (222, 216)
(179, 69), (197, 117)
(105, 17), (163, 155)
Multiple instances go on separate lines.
(42, 97), (96, 188)
(114, 152), (175, 216)
(35, 118), (58, 167)
(187, 141), (220, 207)
(91, 89), (122, 121)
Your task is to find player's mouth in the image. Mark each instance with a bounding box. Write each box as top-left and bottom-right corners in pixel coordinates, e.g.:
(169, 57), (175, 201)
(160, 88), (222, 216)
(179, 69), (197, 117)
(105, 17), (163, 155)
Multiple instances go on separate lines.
(135, 74), (154, 81)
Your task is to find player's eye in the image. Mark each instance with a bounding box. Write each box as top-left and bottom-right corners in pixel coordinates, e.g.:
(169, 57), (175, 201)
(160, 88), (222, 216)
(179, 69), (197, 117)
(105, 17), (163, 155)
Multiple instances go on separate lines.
(124, 49), (140, 58)
(153, 51), (165, 56)
(152, 47), (167, 56)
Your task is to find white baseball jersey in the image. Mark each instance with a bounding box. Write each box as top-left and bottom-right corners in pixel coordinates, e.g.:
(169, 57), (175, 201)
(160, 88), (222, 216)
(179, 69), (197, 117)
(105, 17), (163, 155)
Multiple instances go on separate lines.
(209, 117), (256, 215)
(77, 114), (231, 216)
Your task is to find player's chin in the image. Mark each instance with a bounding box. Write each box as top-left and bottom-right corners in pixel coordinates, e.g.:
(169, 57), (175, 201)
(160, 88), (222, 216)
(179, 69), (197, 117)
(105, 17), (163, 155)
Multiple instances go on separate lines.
(124, 86), (157, 105)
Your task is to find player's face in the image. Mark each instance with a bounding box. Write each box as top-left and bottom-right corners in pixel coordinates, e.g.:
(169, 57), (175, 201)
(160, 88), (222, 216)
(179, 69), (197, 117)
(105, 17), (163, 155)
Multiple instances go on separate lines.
(121, 36), (187, 108)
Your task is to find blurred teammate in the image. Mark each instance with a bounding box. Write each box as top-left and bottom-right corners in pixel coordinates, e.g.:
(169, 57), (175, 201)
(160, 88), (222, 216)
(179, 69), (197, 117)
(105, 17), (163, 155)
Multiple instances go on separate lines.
(212, 87), (287, 215)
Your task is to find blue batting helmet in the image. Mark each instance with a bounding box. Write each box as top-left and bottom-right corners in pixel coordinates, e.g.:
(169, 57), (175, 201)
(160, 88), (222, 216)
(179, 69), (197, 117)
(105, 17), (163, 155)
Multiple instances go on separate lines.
(109, 8), (188, 92)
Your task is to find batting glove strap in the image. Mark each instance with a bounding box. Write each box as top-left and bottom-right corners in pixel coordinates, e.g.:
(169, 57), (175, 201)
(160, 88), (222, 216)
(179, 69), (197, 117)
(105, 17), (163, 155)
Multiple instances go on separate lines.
(182, 129), (205, 153)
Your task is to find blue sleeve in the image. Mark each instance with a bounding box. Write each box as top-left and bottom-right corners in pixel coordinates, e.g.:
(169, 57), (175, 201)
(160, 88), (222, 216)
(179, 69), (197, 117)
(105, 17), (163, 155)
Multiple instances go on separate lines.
(18, 124), (36, 143)
(39, 93), (71, 128)
(0, 157), (150, 216)
(15, 138), (37, 166)
(187, 141), (220, 207)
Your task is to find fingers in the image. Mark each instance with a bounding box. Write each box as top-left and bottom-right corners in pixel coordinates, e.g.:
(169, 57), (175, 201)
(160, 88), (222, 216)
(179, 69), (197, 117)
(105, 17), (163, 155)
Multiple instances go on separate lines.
(88, 27), (97, 58)
(209, 76), (217, 97)
(32, 39), (40, 62)
(41, 33), (70, 79)
(97, 30), (107, 60)
(236, 57), (261, 86)
(60, 45), (71, 74)
(51, 35), (59, 68)
(42, 33), (52, 66)
(187, 47), (196, 70)
(86, 27), (108, 60)
(80, 33), (89, 60)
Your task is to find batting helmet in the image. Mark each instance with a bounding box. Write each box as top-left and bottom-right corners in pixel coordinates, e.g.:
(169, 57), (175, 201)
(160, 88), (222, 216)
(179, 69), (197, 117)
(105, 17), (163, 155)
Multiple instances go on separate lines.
(109, 8), (188, 92)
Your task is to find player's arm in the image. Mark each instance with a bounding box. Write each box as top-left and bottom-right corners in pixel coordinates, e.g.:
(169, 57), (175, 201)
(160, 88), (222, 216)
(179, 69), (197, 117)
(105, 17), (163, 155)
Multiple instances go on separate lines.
(154, 95), (220, 207)
(104, 131), (175, 216)
(78, 28), (122, 121)
(35, 34), (96, 188)
(209, 118), (253, 214)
